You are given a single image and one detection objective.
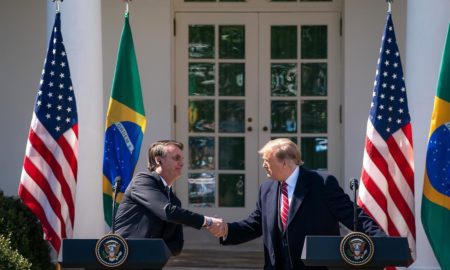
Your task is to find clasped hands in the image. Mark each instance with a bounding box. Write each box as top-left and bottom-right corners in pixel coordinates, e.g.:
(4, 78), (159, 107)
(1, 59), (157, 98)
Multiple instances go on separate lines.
(205, 216), (228, 238)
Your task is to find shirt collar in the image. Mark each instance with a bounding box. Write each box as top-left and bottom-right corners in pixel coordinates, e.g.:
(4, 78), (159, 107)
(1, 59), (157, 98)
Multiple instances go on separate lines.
(284, 166), (299, 190)
(160, 176), (171, 189)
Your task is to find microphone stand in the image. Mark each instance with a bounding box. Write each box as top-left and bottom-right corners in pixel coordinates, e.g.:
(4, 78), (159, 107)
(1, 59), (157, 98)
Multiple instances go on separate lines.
(111, 176), (121, 234)
(349, 178), (359, 232)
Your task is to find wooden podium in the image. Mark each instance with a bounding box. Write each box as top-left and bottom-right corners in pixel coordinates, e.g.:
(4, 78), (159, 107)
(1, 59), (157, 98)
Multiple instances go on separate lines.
(301, 236), (412, 270)
(60, 238), (171, 269)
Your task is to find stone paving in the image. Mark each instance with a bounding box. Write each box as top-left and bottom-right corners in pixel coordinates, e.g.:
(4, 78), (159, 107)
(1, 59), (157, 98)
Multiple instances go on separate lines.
(165, 249), (264, 269)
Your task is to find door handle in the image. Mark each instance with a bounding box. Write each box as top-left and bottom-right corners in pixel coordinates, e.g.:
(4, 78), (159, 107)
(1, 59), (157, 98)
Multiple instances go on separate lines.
(262, 126), (268, 132)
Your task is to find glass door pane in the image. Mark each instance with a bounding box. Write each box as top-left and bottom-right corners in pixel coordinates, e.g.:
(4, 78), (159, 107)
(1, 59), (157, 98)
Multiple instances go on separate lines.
(259, 12), (341, 177)
(176, 13), (258, 220)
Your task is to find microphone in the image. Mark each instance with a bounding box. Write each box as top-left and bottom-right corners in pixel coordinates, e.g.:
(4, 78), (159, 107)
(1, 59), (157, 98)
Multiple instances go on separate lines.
(350, 178), (359, 190)
(111, 176), (122, 234)
(113, 176), (122, 192)
(349, 178), (359, 232)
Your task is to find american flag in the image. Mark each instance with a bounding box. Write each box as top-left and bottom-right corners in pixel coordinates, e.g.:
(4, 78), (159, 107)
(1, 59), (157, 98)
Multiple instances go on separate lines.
(357, 13), (416, 263)
(18, 12), (77, 254)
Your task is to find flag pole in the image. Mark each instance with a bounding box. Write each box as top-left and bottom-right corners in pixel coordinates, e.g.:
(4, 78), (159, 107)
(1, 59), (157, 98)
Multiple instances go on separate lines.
(52, 0), (63, 13)
(386, 0), (393, 13)
(123, 0), (132, 14)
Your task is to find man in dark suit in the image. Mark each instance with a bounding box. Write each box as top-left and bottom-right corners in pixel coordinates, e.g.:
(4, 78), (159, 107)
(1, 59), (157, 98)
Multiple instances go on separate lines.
(114, 140), (221, 256)
(211, 138), (385, 269)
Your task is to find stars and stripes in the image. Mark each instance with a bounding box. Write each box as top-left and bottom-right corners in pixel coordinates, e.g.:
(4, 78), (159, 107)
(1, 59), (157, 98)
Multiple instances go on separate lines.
(18, 12), (77, 254)
(358, 13), (416, 263)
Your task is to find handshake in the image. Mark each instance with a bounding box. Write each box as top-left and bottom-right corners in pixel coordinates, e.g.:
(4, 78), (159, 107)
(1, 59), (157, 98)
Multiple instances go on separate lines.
(204, 216), (228, 238)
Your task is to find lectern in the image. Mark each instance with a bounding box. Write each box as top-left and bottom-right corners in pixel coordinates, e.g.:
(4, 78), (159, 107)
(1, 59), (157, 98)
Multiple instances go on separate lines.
(60, 238), (171, 269)
(301, 236), (412, 270)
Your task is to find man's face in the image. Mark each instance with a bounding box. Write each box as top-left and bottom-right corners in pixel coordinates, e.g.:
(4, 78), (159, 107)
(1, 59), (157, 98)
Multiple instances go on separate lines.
(261, 151), (285, 181)
(160, 144), (184, 182)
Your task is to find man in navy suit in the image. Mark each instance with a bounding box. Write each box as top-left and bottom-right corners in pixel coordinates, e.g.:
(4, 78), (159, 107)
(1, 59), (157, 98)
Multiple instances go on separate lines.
(115, 140), (222, 256)
(212, 138), (384, 269)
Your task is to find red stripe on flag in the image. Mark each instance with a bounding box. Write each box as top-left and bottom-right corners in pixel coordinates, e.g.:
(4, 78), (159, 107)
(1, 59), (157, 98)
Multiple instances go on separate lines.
(29, 128), (75, 226)
(386, 134), (414, 191)
(357, 198), (400, 238)
(386, 137), (416, 236)
(72, 123), (78, 139)
(23, 156), (67, 238)
(18, 184), (61, 252)
(362, 132), (415, 239)
(401, 125), (415, 193)
(363, 138), (402, 236)
(361, 169), (387, 216)
(57, 130), (78, 179)
(402, 123), (413, 148)
(385, 177), (415, 237)
(360, 169), (400, 237)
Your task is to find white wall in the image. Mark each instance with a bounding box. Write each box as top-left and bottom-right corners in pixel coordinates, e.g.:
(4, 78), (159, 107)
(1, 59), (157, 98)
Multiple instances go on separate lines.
(0, 1), (47, 196)
(406, 1), (450, 269)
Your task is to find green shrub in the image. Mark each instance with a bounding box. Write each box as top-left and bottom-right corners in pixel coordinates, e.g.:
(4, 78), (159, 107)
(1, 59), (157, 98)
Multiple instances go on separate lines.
(0, 234), (32, 270)
(0, 191), (54, 270)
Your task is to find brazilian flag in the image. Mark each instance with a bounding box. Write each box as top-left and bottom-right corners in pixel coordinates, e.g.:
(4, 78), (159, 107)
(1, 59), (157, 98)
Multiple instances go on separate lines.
(102, 12), (146, 227)
(422, 25), (450, 270)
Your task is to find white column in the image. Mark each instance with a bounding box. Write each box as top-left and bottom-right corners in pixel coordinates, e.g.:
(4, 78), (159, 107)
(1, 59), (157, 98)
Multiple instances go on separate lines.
(47, 0), (105, 238)
(406, 0), (450, 269)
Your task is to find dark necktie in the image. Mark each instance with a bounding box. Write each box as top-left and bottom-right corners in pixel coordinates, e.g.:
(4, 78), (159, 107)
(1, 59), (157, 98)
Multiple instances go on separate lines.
(166, 187), (171, 203)
(280, 181), (289, 231)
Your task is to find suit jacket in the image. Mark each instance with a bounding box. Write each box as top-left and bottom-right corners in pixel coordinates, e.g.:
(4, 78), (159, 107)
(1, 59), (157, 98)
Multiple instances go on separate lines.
(115, 171), (205, 256)
(221, 166), (385, 269)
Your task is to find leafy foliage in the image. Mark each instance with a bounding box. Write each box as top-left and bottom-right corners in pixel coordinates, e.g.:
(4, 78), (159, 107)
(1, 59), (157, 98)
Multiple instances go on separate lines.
(0, 191), (54, 270)
(0, 234), (32, 270)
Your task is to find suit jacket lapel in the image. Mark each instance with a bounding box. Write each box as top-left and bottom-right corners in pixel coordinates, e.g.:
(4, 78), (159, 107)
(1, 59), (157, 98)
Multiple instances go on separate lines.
(266, 181), (279, 242)
(150, 171), (167, 193)
(286, 166), (309, 228)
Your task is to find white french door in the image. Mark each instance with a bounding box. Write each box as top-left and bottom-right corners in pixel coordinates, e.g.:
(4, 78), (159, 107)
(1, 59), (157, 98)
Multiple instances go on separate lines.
(258, 12), (341, 179)
(175, 13), (259, 220)
(174, 11), (341, 222)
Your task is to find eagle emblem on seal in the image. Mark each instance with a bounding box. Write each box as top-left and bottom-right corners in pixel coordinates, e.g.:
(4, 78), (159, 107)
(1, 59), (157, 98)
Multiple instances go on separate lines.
(103, 240), (122, 262)
(95, 234), (129, 267)
(340, 232), (374, 266)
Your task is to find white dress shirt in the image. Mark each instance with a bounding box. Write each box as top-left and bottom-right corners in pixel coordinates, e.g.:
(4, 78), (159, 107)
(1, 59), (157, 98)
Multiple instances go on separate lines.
(281, 166), (299, 209)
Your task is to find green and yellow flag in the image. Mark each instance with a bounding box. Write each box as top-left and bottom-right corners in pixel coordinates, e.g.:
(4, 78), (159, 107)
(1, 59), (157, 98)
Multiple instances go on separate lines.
(102, 12), (146, 227)
(422, 25), (450, 270)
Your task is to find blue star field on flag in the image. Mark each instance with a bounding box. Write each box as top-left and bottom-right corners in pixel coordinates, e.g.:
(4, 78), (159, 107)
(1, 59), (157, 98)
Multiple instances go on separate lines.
(369, 13), (410, 140)
(36, 13), (77, 139)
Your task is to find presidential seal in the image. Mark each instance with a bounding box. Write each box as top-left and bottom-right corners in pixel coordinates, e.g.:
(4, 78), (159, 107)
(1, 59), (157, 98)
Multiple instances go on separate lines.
(95, 234), (129, 268)
(340, 232), (374, 266)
